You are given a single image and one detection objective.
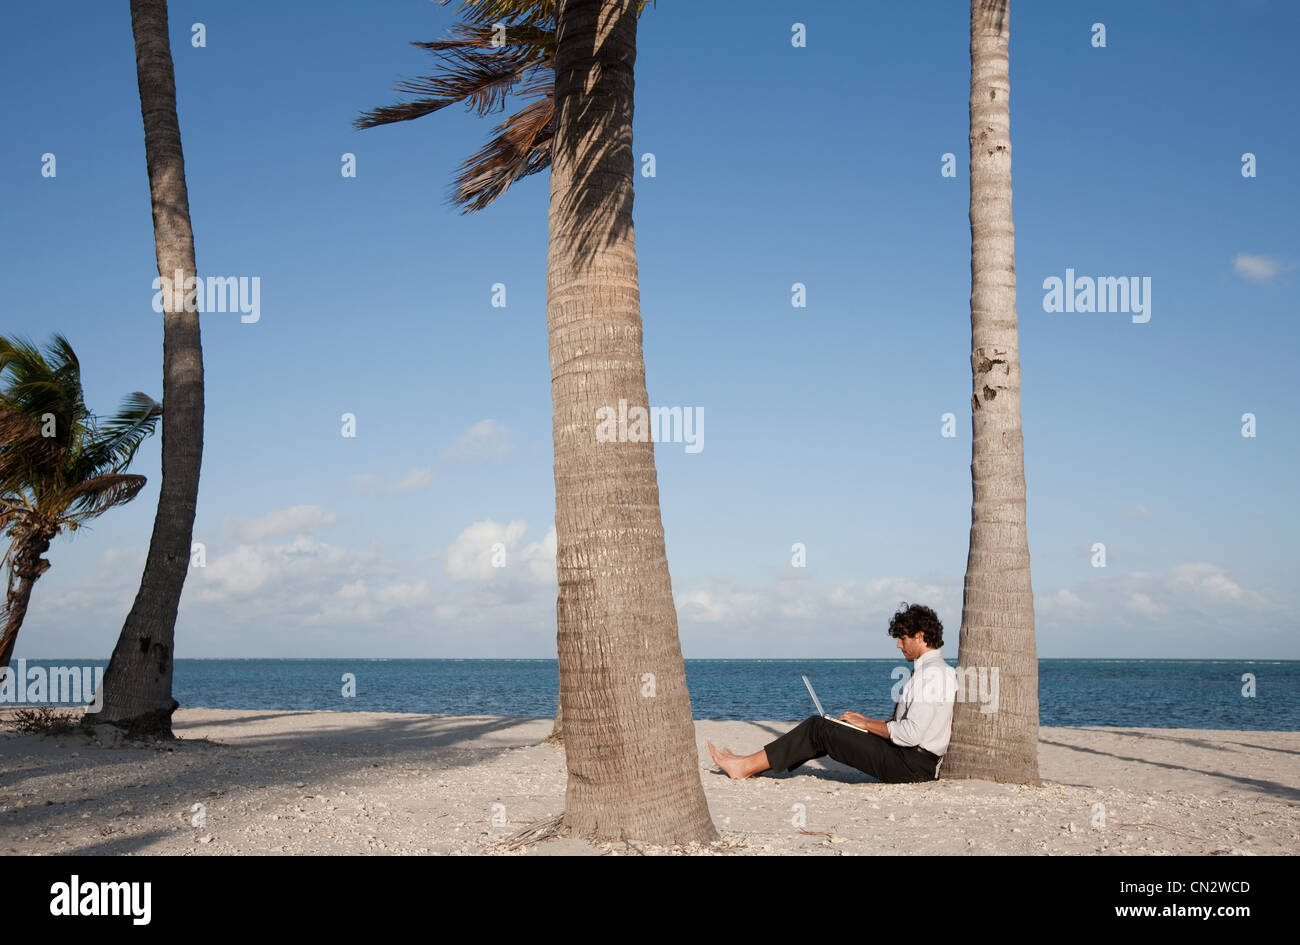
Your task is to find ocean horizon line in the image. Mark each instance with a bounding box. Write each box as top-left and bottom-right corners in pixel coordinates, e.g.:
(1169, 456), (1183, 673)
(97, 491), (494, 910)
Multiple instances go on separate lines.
(17, 656), (1300, 663)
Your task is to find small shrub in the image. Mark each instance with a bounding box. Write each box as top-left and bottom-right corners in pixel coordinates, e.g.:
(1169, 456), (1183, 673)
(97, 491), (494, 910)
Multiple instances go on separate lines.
(5, 706), (80, 736)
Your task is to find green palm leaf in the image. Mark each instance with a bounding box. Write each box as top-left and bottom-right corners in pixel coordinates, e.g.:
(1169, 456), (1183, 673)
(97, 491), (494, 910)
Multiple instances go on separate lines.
(0, 333), (158, 529)
(73, 392), (162, 479)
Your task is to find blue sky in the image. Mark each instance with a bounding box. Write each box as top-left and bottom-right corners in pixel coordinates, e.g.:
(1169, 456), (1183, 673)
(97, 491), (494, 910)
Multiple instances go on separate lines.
(2, 0), (1297, 660)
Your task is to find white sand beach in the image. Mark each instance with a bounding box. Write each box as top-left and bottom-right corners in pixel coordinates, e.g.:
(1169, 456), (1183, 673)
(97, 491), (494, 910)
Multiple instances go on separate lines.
(2, 709), (1296, 856)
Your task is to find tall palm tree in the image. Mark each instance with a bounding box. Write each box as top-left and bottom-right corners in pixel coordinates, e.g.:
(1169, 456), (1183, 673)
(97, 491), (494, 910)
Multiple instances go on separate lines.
(944, 0), (1040, 783)
(359, 0), (647, 745)
(362, 0), (714, 840)
(85, 0), (205, 735)
(545, 0), (715, 843)
(0, 335), (161, 668)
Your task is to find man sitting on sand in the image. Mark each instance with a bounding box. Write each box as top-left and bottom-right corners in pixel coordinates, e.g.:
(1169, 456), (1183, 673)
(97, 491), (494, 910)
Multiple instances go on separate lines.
(708, 602), (958, 783)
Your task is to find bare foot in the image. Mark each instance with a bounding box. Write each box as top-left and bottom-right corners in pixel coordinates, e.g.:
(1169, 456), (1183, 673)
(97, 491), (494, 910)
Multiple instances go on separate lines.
(708, 741), (754, 780)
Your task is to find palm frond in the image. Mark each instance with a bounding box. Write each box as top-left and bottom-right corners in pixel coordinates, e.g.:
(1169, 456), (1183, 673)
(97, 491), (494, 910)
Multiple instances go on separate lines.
(0, 406), (65, 491)
(74, 392), (162, 478)
(0, 335), (86, 492)
(417, 21), (555, 59)
(355, 24), (550, 129)
(449, 1), (652, 23)
(46, 333), (81, 379)
(454, 88), (553, 212)
(359, 0), (651, 212)
(0, 333), (156, 537)
(60, 473), (148, 523)
(451, 0), (556, 24)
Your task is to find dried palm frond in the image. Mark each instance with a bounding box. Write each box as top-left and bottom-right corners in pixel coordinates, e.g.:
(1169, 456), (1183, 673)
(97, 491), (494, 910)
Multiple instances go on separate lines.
(61, 473), (149, 521)
(358, 0), (653, 212)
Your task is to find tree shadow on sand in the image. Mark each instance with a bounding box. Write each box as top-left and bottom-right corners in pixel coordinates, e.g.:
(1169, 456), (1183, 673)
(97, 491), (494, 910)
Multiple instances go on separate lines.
(1040, 734), (1300, 802)
(0, 713), (553, 854)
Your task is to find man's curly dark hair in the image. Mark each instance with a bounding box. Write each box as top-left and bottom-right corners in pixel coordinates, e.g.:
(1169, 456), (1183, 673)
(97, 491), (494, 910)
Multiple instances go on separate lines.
(887, 602), (944, 649)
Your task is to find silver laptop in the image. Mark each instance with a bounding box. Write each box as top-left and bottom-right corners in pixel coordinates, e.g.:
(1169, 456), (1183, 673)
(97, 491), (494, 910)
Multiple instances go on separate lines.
(802, 675), (866, 731)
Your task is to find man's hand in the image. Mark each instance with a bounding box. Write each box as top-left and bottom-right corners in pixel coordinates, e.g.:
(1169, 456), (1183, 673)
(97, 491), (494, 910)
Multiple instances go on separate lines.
(839, 712), (891, 738)
(838, 712), (871, 730)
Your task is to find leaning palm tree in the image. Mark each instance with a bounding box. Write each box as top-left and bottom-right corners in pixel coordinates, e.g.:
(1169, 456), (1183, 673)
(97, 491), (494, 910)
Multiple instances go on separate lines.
(543, 0), (715, 843)
(943, 0), (1040, 783)
(85, 0), (205, 735)
(0, 335), (161, 668)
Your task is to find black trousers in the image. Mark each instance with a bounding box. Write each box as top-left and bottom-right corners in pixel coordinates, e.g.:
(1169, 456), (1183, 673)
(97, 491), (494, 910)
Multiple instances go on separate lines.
(763, 715), (940, 783)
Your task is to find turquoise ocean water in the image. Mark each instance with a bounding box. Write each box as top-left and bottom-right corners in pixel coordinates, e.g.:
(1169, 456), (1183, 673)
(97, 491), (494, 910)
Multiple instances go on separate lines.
(8, 659), (1296, 729)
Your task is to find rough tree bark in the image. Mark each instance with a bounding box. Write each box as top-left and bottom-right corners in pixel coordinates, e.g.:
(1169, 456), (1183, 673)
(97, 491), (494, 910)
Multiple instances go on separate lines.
(944, 0), (1040, 784)
(86, 0), (205, 736)
(545, 0), (716, 842)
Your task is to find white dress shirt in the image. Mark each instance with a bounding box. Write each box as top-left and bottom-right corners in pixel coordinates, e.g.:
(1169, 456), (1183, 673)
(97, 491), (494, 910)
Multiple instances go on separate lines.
(886, 648), (957, 756)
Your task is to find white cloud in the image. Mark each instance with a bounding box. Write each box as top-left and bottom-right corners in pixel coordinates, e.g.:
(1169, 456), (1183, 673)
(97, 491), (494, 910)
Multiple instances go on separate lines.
(306, 578), (433, 627)
(1036, 561), (1281, 641)
(675, 574), (958, 635)
(1038, 587), (1085, 612)
(827, 576), (952, 614)
(185, 534), (436, 629)
(228, 505), (336, 542)
(670, 561), (1295, 657)
(391, 467), (435, 493)
(670, 573), (963, 657)
(15, 527), (557, 659)
(1169, 562), (1245, 601)
(351, 467), (434, 495)
(17, 525), (1297, 661)
(351, 474), (380, 493)
(376, 581), (430, 604)
(1233, 253), (1282, 283)
(196, 534), (340, 601)
(338, 579), (367, 599)
(1126, 591), (1169, 617)
(201, 544), (273, 596)
(520, 526), (557, 584)
(677, 588), (762, 623)
(445, 519), (552, 582)
(443, 419), (512, 461)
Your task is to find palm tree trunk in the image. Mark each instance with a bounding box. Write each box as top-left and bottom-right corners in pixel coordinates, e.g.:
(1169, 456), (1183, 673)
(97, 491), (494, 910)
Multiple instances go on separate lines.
(943, 0), (1040, 784)
(0, 535), (53, 669)
(85, 0), (204, 736)
(546, 0), (715, 843)
(547, 700), (563, 743)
